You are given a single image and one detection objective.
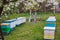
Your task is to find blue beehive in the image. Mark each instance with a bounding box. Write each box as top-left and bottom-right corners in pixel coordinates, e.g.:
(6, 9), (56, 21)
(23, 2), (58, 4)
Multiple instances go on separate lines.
(46, 16), (56, 27)
(4, 19), (16, 30)
(1, 23), (11, 35)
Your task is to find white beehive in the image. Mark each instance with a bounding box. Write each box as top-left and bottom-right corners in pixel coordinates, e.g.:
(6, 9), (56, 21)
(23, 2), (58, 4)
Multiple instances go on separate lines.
(46, 16), (56, 22)
(4, 19), (16, 30)
(16, 17), (26, 25)
(44, 27), (56, 40)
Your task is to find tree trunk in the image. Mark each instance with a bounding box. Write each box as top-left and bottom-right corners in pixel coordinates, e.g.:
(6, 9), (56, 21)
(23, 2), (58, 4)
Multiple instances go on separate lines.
(29, 10), (32, 22)
(0, 6), (4, 40)
(34, 11), (37, 22)
(0, 0), (9, 40)
(53, 6), (55, 16)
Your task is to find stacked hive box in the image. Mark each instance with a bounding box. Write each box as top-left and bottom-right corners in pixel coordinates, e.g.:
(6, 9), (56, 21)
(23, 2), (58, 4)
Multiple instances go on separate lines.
(4, 17), (26, 30)
(1, 23), (11, 35)
(4, 19), (16, 30)
(16, 17), (26, 25)
(44, 16), (56, 40)
(46, 16), (56, 27)
(44, 27), (55, 40)
(1, 17), (26, 34)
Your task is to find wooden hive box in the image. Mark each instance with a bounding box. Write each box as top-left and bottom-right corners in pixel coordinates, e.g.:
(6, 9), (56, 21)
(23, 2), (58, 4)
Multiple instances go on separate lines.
(44, 27), (56, 40)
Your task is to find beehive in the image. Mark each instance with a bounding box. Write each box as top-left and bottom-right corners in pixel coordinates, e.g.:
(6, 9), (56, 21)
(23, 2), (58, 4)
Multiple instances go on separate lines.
(4, 19), (16, 30)
(16, 17), (26, 25)
(44, 27), (55, 40)
(1, 23), (10, 34)
(46, 16), (56, 27)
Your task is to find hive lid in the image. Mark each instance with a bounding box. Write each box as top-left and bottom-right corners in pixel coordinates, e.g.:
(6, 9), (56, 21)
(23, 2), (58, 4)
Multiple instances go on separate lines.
(44, 27), (56, 30)
(46, 16), (56, 22)
(1, 23), (10, 26)
(4, 19), (16, 22)
(16, 17), (26, 20)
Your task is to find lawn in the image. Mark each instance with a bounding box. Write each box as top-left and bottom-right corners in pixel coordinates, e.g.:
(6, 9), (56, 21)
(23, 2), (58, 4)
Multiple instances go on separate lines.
(3, 12), (60, 40)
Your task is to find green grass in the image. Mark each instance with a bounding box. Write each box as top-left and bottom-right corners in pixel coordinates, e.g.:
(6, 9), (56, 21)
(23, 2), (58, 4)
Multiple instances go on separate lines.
(4, 22), (45, 40)
(3, 12), (60, 40)
(55, 13), (60, 40)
